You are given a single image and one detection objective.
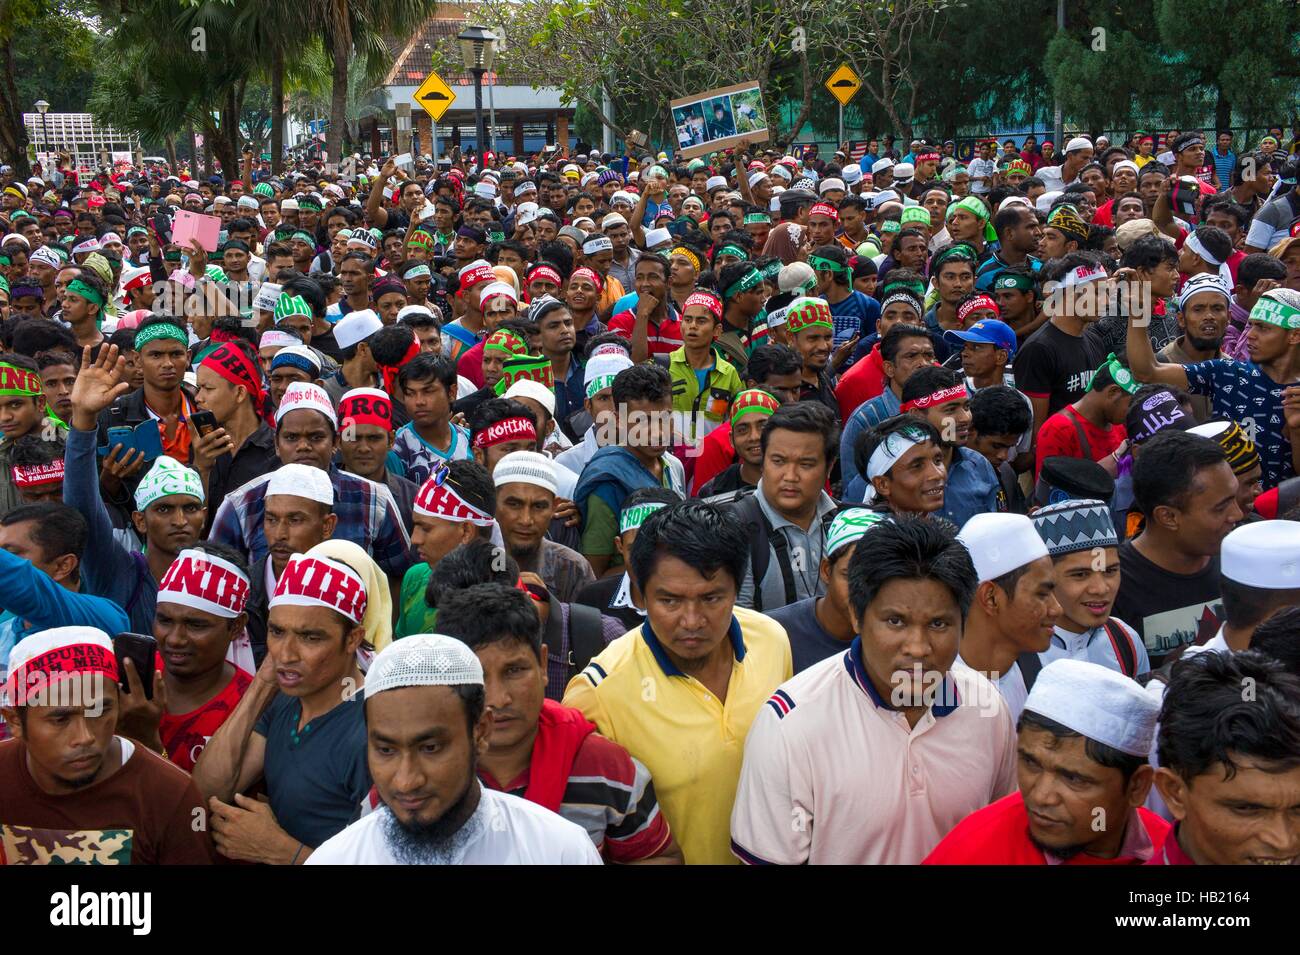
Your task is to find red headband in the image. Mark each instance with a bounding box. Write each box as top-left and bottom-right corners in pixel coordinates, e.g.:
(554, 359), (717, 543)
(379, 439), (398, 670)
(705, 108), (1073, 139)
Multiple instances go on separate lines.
(472, 415), (537, 450)
(684, 290), (723, 320)
(414, 468), (495, 526)
(527, 264), (563, 287)
(902, 383), (970, 412)
(916, 152), (941, 163)
(11, 460), (64, 488)
(809, 202), (840, 221)
(956, 294), (999, 325)
(458, 264), (497, 296)
(200, 343), (267, 420)
(338, 389), (394, 432)
(569, 266), (603, 292)
(376, 332), (420, 396)
(5, 641), (118, 703)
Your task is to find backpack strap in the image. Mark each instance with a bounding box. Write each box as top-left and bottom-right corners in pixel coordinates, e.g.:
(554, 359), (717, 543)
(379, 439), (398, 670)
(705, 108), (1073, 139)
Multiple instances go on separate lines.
(1102, 618), (1138, 678)
(729, 492), (775, 612)
(1064, 406), (1093, 461)
(1016, 650), (1043, 693)
(565, 603), (608, 679)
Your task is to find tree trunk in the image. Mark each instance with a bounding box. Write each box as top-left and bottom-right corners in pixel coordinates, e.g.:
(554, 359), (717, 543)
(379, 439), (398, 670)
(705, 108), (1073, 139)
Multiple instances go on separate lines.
(0, 38), (31, 180)
(1215, 88), (1231, 136)
(271, 44), (285, 173)
(326, 15), (350, 164)
(781, 43), (814, 147)
(186, 118), (198, 177)
(164, 132), (177, 171)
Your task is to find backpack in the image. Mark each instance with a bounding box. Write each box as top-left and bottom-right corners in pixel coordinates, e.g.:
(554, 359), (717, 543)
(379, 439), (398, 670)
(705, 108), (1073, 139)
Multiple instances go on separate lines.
(727, 490), (838, 613)
(541, 602), (608, 682)
(1017, 618), (1138, 691)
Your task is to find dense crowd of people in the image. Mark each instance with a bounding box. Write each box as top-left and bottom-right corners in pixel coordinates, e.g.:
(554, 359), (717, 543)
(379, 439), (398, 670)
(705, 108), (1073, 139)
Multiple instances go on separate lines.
(0, 125), (1299, 866)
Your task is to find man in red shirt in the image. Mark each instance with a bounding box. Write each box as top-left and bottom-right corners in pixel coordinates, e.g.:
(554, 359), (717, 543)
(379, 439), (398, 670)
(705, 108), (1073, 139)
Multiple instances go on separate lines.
(113, 544), (255, 772)
(1035, 355), (1134, 478)
(926, 658), (1168, 865)
(606, 255), (682, 362)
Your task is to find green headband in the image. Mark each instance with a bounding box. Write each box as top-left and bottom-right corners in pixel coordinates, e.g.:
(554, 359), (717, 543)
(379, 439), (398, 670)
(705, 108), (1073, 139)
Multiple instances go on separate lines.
(993, 271), (1035, 292)
(723, 267), (764, 300)
(880, 220), (901, 234)
(716, 244), (749, 261)
(1099, 353), (1140, 394)
(619, 502), (668, 534)
(66, 278), (105, 307)
(808, 254), (849, 273)
(760, 260), (782, 280)
(743, 212), (771, 225)
(134, 322), (188, 351)
(932, 244), (978, 272)
(947, 195), (990, 222)
(1249, 293), (1300, 330)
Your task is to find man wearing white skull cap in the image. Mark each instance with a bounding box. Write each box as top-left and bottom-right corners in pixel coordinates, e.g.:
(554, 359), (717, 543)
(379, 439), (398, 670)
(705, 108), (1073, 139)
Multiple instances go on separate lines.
(308, 633), (601, 864)
(926, 658), (1170, 865)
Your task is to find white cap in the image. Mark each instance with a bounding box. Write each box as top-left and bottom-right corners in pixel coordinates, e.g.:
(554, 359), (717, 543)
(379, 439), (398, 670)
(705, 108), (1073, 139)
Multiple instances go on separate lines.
(1220, 521), (1300, 588)
(583, 235), (613, 255)
(892, 162), (915, 182)
(333, 309), (383, 350)
(275, 381), (337, 428)
(997, 195), (1034, 213)
(842, 165), (863, 186)
(778, 261), (816, 293)
(643, 227), (671, 249)
(280, 198), (299, 211)
(266, 462), (335, 505)
(1065, 136), (1093, 153)
(237, 195), (260, 210)
(396, 304), (435, 323)
(957, 513), (1050, 582)
(29, 246), (62, 270)
(478, 281), (518, 305)
(584, 353), (633, 388)
(748, 171), (770, 188)
(503, 378), (555, 417)
(1023, 658), (1159, 757)
(610, 190), (636, 207)
(771, 164), (793, 182)
(493, 450), (558, 496)
(601, 212), (627, 230)
(818, 177), (845, 194)
(1035, 190), (1064, 215)
(705, 175), (727, 191)
(366, 633), (484, 697)
(871, 157), (895, 175)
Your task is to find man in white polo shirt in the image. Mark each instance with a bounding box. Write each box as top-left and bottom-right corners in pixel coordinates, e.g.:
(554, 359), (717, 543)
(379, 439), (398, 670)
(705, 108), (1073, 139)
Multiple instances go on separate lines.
(952, 513), (1062, 721)
(729, 517), (1017, 864)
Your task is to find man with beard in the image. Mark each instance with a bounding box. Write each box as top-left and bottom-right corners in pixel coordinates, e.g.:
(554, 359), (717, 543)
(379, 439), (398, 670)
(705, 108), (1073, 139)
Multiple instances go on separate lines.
(0, 626), (214, 864)
(308, 633), (601, 864)
(493, 451), (593, 603)
(436, 583), (680, 862)
(1157, 274), (1231, 422)
(925, 658), (1167, 865)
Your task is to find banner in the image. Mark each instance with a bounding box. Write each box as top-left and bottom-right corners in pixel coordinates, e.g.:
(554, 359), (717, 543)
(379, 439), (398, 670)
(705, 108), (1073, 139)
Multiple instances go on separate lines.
(669, 81), (768, 160)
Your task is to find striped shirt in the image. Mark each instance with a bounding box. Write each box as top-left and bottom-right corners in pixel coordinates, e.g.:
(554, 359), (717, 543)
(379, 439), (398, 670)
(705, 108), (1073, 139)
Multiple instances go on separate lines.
(482, 731), (672, 863)
(210, 464), (413, 578)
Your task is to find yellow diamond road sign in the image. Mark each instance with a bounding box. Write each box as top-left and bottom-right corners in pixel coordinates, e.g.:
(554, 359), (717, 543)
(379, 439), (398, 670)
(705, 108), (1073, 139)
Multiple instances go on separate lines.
(413, 71), (456, 122)
(825, 64), (860, 107)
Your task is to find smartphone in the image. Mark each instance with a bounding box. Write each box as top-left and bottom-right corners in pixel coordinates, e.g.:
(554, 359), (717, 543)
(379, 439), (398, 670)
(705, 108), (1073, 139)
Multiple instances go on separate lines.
(114, 633), (157, 699)
(191, 410), (218, 437)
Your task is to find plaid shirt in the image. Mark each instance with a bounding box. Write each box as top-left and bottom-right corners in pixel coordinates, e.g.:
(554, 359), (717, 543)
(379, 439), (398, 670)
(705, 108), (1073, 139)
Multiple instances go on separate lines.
(210, 464), (413, 578)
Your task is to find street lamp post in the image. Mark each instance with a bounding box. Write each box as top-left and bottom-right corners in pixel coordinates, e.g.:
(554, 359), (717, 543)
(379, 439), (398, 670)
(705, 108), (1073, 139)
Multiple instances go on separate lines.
(34, 100), (50, 173)
(457, 25), (498, 165)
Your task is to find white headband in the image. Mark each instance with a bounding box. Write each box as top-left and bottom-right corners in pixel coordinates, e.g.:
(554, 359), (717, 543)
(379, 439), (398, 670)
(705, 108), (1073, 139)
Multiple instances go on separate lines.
(1184, 232), (1224, 267)
(865, 427), (930, 499)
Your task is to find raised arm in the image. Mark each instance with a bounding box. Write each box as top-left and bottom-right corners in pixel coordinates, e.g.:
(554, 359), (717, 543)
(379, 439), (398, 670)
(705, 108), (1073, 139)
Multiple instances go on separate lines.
(1122, 272), (1190, 391)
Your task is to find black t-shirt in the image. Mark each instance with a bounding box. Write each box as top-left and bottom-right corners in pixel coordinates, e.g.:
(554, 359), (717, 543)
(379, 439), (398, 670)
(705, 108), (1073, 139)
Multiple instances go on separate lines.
(1112, 540), (1224, 667)
(573, 574), (643, 632)
(699, 462), (754, 499)
(1013, 320), (1107, 417)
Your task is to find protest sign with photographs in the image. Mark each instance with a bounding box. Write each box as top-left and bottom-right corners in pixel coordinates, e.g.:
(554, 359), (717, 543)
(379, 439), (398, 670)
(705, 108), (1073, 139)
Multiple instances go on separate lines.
(669, 82), (768, 159)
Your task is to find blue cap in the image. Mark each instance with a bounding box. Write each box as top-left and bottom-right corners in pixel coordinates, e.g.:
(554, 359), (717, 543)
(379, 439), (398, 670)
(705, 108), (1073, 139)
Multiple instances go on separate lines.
(943, 318), (1018, 358)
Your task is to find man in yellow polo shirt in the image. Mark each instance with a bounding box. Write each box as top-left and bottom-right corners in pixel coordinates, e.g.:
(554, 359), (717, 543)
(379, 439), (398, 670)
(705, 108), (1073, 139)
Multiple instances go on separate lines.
(563, 500), (792, 864)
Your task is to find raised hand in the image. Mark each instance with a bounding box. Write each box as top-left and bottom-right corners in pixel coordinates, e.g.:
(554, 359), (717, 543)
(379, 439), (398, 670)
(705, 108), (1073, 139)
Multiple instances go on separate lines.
(69, 343), (129, 431)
